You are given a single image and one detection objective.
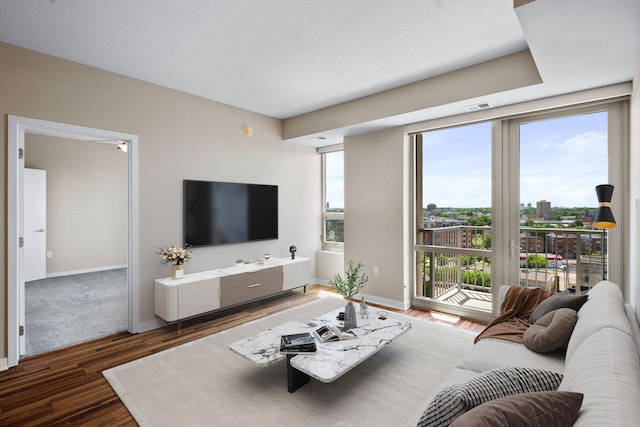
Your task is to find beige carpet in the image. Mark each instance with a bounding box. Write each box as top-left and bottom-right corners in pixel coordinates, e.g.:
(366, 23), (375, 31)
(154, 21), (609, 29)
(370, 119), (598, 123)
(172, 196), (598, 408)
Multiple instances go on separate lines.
(103, 294), (475, 426)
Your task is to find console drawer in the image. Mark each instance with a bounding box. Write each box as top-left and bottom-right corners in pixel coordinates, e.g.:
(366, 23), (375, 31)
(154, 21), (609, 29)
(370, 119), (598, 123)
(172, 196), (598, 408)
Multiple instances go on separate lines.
(220, 266), (283, 307)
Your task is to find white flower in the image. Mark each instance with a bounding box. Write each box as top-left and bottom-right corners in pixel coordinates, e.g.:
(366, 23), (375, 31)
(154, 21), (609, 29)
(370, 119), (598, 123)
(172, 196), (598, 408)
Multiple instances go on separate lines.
(155, 244), (192, 265)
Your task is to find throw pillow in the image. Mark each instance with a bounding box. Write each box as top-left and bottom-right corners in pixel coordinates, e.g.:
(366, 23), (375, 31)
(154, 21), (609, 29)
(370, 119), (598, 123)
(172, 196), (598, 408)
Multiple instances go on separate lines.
(529, 290), (588, 325)
(523, 308), (578, 353)
(416, 367), (563, 427)
(449, 391), (584, 427)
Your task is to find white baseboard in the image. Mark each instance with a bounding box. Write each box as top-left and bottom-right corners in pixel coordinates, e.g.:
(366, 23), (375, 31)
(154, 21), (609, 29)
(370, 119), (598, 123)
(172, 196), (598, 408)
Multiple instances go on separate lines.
(321, 286), (410, 311)
(46, 264), (127, 278)
(0, 357), (8, 372)
(360, 293), (411, 311)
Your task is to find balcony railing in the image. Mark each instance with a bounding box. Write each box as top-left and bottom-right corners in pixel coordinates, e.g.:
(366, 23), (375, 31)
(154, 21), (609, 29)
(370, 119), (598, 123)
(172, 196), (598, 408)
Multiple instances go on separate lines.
(416, 225), (606, 310)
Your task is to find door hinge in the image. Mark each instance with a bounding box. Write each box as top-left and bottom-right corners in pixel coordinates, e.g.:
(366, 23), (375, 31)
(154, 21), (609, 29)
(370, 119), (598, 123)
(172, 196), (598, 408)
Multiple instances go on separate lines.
(19, 148), (24, 159)
(19, 325), (24, 336)
(19, 236), (24, 247)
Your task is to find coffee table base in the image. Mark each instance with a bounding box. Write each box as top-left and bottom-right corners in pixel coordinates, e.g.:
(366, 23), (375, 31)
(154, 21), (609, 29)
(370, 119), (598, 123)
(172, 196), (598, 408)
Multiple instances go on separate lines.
(287, 354), (310, 392)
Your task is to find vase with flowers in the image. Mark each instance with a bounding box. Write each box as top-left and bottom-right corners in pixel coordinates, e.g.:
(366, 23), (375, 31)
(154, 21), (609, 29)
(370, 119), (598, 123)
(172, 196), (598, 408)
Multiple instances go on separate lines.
(329, 260), (368, 329)
(156, 244), (192, 280)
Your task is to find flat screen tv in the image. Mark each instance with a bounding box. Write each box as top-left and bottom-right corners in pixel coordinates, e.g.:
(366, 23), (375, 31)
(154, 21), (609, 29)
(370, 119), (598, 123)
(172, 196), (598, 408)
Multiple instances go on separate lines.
(184, 180), (278, 247)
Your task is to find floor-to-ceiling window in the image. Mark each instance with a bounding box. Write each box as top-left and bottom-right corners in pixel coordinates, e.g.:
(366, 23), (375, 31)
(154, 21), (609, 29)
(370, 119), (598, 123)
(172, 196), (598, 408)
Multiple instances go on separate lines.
(515, 109), (610, 295)
(414, 122), (494, 317)
(412, 100), (627, 321)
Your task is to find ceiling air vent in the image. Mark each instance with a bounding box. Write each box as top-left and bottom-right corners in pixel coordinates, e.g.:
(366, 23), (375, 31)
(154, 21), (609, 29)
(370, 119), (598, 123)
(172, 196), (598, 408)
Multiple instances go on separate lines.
(464, 102), (492, 112)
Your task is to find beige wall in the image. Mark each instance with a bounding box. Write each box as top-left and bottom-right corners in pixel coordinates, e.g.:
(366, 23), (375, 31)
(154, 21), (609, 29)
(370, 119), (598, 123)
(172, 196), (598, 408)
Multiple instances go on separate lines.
(25, 134), (128, 274)
(344, 127), (410, 308)
(283, 50), (542, 141)
(630, 62), (640, 323)
(0, 42), (321, 360)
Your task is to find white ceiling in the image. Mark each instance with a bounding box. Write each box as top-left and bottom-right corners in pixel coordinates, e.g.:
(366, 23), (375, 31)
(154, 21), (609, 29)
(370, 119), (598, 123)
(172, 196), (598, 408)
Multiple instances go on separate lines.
(0, 0), (638, 146)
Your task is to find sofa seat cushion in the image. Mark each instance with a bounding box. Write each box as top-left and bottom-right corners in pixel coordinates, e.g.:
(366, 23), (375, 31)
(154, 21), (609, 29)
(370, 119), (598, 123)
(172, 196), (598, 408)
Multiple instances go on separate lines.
(523, 308), (577, 353)
(458, 338), (565, 374)
(449, 391), (584, 427)
(559, 327), (640, 426)
(417, 367), (563, 427)
(529, 290), (588, 325)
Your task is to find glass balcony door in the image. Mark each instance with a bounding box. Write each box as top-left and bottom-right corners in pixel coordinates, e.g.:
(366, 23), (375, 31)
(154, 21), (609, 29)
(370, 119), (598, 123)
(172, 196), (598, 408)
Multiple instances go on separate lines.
(414, 122), (494, 317)
(513, 109), (611, 294)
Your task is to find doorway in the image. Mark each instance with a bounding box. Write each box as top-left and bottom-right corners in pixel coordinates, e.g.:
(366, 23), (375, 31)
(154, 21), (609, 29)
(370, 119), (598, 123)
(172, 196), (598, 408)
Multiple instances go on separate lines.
(7, 115), (140, 368)
(24, 134), (128, 357)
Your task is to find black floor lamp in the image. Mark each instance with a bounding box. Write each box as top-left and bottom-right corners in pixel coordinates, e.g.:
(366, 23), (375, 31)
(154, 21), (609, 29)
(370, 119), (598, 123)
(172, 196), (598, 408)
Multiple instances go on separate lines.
(593, 184), (616, 280)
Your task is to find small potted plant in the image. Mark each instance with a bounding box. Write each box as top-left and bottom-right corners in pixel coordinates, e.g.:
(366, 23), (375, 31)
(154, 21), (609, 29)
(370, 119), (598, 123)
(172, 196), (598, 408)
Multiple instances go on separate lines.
(330, 260), (368, 329)
(156, 244), (192, 280)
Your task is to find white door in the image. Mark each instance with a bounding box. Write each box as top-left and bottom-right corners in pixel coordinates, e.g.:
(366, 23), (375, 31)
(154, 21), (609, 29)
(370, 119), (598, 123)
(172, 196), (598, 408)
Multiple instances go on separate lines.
(24, 168), (47, 282)
(22, 168), (47, 356)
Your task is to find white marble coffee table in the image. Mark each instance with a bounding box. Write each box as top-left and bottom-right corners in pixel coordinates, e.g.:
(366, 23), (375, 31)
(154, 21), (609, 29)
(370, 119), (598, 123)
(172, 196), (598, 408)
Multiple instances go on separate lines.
(229, 308), (412, 392)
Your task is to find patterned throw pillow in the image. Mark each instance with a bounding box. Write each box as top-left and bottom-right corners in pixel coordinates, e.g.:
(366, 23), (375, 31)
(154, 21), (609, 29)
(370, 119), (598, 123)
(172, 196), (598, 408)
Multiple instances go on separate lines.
(416, 367), (563, 427)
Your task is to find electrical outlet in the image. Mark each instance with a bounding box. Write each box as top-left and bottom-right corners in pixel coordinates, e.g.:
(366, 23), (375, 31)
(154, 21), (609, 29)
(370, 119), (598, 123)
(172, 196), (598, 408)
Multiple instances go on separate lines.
(46, 251), (52, 258)
(373, 266), (380, 275)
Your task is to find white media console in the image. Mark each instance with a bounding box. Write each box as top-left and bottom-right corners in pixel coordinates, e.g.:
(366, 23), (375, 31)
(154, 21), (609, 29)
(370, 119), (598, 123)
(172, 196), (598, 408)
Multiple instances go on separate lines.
(154, 257), (311, 323)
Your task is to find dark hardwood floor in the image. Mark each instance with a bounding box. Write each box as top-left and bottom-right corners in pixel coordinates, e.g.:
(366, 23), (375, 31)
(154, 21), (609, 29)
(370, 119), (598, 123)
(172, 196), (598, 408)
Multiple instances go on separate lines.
(0, 285), (485, 426)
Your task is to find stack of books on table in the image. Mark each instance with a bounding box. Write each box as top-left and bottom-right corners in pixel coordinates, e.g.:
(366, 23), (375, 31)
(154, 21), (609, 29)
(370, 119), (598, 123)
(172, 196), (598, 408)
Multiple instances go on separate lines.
(279, 332), (317, 354)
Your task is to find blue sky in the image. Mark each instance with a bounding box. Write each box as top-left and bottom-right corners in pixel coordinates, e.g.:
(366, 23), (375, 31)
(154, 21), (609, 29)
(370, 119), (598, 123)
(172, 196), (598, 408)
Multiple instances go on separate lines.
(422, 111), (608, 208)
(326, 111), (608, 211)
(325, 150), (344, 210)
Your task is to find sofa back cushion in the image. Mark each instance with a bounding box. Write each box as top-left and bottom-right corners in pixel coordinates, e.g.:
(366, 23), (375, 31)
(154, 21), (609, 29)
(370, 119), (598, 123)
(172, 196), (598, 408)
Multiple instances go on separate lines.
(625, 304), (640, 357)
(559, 327), (640, 426)
(565, 281), (632, 362)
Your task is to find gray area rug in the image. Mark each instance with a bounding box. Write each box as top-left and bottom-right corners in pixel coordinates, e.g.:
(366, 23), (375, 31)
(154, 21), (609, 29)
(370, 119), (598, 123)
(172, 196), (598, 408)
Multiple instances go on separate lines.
(25, 268), (127, 357)
(103, 295), (475, 427)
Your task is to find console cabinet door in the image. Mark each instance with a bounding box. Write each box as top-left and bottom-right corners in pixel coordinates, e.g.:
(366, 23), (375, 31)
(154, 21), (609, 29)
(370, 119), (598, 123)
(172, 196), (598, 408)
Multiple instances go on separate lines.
(220, 267), (283, 307)
(179, 277), (220, 319)
(282, 259), (312, 290)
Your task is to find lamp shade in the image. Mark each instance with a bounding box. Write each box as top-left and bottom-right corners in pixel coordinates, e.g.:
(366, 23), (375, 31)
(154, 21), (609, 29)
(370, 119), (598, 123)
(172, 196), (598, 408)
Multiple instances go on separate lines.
(593, 184), (616, 229)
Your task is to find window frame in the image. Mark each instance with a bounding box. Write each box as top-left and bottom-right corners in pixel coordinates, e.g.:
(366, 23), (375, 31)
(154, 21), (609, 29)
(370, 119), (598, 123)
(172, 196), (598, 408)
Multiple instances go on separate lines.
(409, 98), (629, 322)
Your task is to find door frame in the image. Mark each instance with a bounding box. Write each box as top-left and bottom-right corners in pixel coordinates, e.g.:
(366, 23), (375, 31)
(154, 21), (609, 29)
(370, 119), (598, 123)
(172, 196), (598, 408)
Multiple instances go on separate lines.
(7, 115), (140, 368)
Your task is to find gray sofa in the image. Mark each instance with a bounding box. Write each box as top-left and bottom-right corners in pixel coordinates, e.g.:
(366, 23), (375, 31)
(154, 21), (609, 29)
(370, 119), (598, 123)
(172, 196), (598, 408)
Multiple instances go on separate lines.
(421, 280), (640, 426)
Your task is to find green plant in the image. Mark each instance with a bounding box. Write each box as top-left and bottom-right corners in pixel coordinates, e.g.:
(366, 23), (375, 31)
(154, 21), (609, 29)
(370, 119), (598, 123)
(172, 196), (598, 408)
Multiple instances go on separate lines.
(330, 260), (368, 299)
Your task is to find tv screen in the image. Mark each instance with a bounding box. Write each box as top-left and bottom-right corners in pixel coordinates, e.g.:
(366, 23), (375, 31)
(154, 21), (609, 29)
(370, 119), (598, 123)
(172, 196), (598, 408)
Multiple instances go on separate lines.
(184, 180), (278, 247)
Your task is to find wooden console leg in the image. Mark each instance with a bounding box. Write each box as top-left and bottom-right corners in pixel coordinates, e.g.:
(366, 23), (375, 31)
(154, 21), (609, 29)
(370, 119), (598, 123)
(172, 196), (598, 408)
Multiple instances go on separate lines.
(287, 355), (310, 393)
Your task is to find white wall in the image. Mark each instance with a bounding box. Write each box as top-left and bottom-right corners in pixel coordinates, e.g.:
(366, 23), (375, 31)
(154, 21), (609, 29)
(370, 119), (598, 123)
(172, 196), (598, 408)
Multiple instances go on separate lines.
(344, 127), (410, 309)
(316, 250), (344, 284)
